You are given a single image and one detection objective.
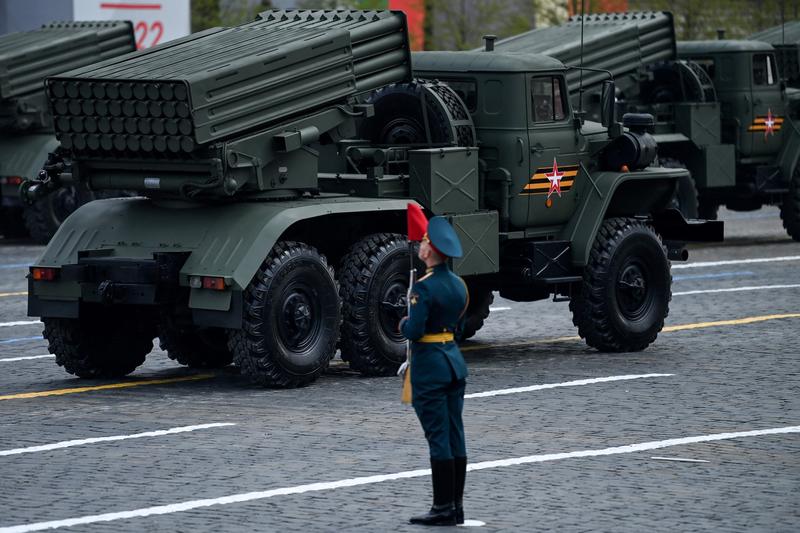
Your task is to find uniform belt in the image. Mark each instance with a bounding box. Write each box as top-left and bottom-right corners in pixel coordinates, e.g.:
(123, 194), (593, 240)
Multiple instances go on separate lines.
(418, 332), (455, 343)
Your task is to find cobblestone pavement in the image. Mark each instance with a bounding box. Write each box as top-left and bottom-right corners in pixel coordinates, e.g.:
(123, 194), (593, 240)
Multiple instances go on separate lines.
(0, 207), (798, 532)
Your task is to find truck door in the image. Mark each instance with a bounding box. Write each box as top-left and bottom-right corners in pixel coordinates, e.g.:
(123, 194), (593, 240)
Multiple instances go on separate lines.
(525, 74), (580, 227)
(746, 52), (784, 157)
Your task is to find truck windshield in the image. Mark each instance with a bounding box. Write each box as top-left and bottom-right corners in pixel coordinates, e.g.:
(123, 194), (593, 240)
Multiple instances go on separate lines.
(753, 54), (777, 85)
(531, 76), (566, 122)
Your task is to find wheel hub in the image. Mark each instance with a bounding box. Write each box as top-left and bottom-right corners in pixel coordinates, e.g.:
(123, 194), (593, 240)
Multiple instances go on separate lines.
(379, 278), (408, 343)
(281, 292), (314, 347)
(380, 118), (424, 145)
(616, 263), (649, 319)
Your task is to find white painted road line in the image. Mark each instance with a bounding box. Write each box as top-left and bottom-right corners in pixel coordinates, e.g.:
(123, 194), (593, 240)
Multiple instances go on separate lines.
(0, 354), (53, 363)
(0, 423), (236, 457)
(650, 456), (710, 463)
(673, 284), (800, 296)
(465, 374), (674, 399)
(488, 306), (511, 311)
(2, 425), (796, 533)
(672, 255), (800, 269)
(0, 321), (40, 328)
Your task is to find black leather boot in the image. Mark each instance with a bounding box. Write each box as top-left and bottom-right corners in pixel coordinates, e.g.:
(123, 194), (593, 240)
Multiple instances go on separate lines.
(454, 456), (467, 525)
(409, 459), (457, 526)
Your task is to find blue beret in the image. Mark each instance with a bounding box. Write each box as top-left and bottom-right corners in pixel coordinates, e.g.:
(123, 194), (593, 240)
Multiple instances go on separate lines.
(427, 216), (463, 258)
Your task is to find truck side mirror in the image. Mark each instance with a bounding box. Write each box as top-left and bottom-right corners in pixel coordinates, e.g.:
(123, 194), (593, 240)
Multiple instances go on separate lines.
(601, 80), (622, 137)
(600, 80), (615, 128)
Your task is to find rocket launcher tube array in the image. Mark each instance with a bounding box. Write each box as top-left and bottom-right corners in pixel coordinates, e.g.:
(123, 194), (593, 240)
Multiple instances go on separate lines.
(493, 11), (677, 98)
(46, 10), (412, 157)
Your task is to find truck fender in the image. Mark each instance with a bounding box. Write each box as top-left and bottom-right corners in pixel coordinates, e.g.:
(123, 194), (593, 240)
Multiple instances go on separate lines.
(561, 166), (687, 266)
(34, 196), (411, 313)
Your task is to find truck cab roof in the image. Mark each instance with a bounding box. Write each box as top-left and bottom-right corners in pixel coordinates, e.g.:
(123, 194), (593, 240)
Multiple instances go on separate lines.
(678, 40), (775, 55)
(412, 51), (566, 74)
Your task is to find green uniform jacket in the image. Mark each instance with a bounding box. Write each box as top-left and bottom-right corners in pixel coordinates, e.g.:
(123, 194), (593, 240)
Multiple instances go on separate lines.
(401, 263), (469, 397)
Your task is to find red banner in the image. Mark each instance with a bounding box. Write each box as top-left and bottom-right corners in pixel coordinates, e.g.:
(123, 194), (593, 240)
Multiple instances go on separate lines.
(389, 0), (425, 51)
(568, 0), (629, 17)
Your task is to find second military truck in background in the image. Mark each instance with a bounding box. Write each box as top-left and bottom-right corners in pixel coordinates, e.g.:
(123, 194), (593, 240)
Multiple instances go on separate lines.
(496, 12), (800, 240)
(23, 10), (720, 387)
(0, 20), (136, 242)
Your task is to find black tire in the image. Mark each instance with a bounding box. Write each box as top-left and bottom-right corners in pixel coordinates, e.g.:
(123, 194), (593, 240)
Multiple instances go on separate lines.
(339, 233), (422, 376)
(698, 198), (719, 221)
(360, 82), (456, 146)
(457, 285), (493, 341)
(0, 206), (28, 238)
(228, 241), (340, 388)
(780, 166), (800, 242)
(23, 185), (95, 244)
(43, 309), (155, 378)
(158, 317), (232, 368)
(662, 158), (699, 219)
(569, 217), (671, 352)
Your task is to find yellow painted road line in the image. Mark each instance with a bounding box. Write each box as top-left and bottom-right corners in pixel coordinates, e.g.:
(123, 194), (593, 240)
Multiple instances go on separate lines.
(662, 313), (800, 333)
(462, 312), (800, 353)
(0, 291), (27, 298)
(0, 374), (214, 401)
(462, 335), (579, 352)
(2, 313), (798, 401)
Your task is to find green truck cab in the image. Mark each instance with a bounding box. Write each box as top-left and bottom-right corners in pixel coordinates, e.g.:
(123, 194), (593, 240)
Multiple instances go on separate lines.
(676, 39), (798, 212)
(22, 10), (721, 388)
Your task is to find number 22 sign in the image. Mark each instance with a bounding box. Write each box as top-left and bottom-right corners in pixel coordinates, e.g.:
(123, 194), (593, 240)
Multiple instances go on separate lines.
(72, 0), (190, 49)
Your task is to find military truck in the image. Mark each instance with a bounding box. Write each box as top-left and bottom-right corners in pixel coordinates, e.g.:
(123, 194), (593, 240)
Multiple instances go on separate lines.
(495, 12), (800, 240)
(0, 21), (136, 242)
(22, 10), (720, 388)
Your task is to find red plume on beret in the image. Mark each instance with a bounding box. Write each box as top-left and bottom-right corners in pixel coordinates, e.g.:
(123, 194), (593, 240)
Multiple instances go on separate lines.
(407, 202), (428, 242)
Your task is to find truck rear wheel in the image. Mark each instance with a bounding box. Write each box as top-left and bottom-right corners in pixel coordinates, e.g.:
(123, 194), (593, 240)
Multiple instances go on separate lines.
(457, 285), (493, 341)
(158, 318), (232, 368)
(43, 310), (155, 378)
(339, 233), (419, 376)
(229, 241), (340, 388)
(780, 167), (800, 242)
(570, 217), (671, 352)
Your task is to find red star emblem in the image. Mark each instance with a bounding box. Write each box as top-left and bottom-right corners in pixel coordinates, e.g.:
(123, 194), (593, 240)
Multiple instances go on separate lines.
(545, 158), (564, 199)
(764, 109), (775, 139)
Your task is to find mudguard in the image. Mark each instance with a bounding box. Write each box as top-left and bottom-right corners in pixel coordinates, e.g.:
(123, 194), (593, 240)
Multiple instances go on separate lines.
(32, 195), (409, 312)
(561, 166), (690, 266)
(0, 134), (58, 179)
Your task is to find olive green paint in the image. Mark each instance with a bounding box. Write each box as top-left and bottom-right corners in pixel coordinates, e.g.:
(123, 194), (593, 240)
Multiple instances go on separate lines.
(36, 195), (411, 311)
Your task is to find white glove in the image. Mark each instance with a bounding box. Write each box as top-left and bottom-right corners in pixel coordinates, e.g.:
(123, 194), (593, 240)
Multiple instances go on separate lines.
(397, 360), (409, 377)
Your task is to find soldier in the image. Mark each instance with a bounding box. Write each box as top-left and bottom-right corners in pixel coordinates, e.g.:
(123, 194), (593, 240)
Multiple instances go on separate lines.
(400, 216), (469, 526)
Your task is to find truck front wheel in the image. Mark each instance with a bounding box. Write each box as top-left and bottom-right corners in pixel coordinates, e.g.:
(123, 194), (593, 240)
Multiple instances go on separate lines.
(43, 310), (155, 378)
(570, 217), (671, 352)
(339, 233), (419, 376)
(780, 167), (800, 242)
(456, 285), (493, 341)
(662, 158), (699, 219)
(229, 241), (340, 388)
